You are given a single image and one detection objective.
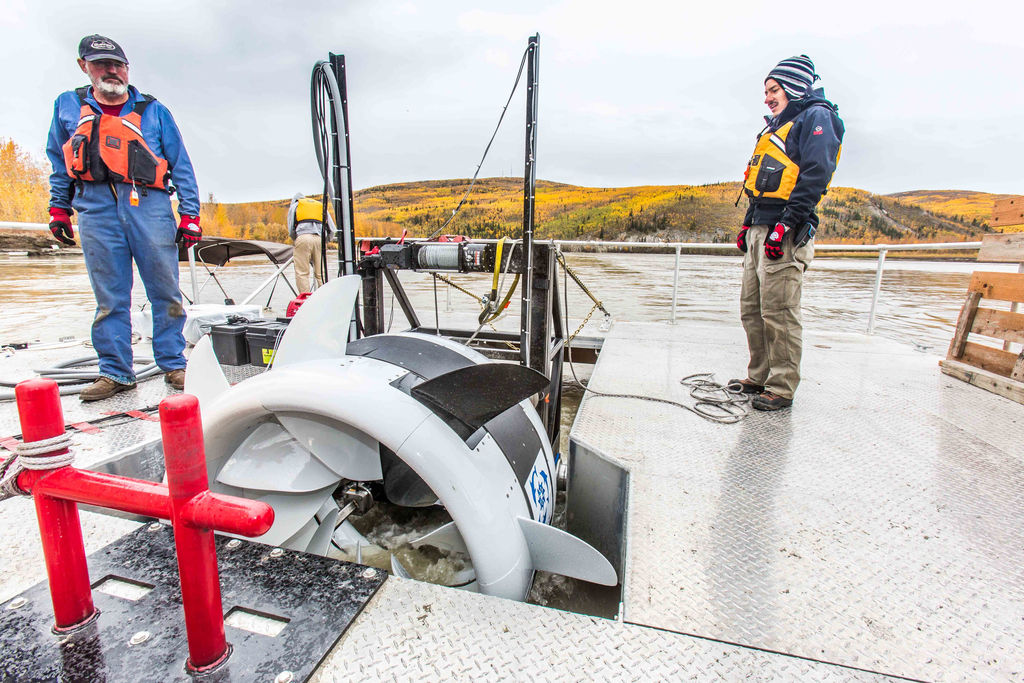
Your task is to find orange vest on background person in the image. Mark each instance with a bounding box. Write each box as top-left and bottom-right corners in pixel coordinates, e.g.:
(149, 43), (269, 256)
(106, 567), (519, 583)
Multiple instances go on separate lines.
(62, 87), (171, 191)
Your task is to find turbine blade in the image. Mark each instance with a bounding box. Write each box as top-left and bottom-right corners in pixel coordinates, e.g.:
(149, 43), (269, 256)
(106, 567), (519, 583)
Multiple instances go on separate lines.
(381, 446), (439, 508)
(411, 521), (468, 554)
(184, 334), (229, 409)
(517, 517), (618, 586)
(215, 422), (340, 493)
(390, 554), (411, 579)
(272, 275), (361, 368)
(276, 412), (383, 481)
(332, 520), (371, 555)
(281, 516), (318, 551)
(411, 363), (549, 430)
(305, 504), (340, 557)
(248, 485), (337, 547)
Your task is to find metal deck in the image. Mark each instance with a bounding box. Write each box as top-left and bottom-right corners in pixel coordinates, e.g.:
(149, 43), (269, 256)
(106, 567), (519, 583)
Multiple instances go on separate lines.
(2, 324), (1021, 680)
(572, 322), (1023, 681)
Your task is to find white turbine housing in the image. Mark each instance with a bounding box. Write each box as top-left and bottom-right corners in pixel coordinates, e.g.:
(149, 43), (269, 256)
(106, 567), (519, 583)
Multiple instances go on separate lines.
(185, 276), (616, 601)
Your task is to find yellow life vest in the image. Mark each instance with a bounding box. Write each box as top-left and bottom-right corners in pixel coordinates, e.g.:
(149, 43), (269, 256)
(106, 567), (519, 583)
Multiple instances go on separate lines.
(295, 197), (325, 224)
(742, 116), (842, 202)
(743, 121), (800, 201)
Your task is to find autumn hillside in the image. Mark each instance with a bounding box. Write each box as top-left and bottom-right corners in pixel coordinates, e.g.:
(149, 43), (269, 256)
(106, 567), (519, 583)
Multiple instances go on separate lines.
(196, 180), (1010, 245)
(1, 138), (1015, 244)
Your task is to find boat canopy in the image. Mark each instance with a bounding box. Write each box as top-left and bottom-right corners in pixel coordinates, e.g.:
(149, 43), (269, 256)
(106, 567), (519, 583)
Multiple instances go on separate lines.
(177, 237), (294, 267)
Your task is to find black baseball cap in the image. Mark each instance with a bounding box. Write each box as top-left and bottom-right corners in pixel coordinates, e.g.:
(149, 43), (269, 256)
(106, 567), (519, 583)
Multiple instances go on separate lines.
(78, 35), (128, 64)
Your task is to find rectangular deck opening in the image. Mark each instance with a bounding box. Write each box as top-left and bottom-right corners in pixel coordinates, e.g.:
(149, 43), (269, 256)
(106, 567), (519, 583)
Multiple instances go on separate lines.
(224, 606), (290, 637)
(93, 576), (154, 601)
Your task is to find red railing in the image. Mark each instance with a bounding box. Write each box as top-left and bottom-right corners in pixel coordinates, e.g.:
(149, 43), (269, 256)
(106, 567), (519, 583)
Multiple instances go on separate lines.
(5, 379), (274, 672)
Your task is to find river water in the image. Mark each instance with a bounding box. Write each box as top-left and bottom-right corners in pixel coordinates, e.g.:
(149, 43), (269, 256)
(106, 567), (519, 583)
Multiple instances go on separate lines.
(2, 251), (1017, 352)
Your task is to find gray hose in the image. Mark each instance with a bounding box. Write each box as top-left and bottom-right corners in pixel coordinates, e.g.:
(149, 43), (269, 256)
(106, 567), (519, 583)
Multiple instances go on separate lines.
(0, 355), (161, 401)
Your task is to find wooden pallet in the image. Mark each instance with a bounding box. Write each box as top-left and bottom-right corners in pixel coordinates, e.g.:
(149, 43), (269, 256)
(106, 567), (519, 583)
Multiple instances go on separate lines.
(940, 269), (1024, 405)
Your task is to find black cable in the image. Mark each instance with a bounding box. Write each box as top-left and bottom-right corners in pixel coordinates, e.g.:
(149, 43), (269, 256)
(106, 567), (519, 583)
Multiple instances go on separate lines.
(426, 45), (531, 240)
(312, 65), (334, 286)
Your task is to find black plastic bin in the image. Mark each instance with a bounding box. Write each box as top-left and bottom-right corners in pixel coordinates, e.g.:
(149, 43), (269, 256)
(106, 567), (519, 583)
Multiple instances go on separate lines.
(209, 323), (250, 366)
(245, 321), (290, 367)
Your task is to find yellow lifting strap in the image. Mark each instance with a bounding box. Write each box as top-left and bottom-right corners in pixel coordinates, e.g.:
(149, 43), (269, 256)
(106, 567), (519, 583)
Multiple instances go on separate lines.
(492, 237), (506, 292)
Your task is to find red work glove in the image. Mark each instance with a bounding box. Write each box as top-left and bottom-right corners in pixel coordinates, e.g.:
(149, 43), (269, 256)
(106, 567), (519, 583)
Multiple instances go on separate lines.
(736, 225), (750, 253)
(175, 214), (201, 248)
(764, 222), (790, 260)
(48, 207), (76, 245)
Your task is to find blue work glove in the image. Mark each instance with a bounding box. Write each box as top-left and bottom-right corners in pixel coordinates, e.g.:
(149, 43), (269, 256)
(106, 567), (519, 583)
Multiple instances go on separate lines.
(764, 222), (790, 260)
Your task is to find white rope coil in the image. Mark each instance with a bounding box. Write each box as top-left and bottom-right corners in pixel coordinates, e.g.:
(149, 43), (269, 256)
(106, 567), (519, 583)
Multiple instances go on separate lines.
(15, 433), (74, 465)
(0, 432), (74, 500)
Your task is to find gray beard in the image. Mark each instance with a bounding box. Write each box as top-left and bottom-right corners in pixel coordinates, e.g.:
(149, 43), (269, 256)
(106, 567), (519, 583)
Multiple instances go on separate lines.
(96, 80), (128, 97)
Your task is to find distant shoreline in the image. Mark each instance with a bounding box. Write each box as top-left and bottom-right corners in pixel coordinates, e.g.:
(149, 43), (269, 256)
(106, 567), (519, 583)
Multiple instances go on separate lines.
(0, 229), (978, 261)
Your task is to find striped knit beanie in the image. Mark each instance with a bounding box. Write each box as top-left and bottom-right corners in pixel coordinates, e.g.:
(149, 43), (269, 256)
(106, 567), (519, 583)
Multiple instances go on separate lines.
(766, 55), (818, 99)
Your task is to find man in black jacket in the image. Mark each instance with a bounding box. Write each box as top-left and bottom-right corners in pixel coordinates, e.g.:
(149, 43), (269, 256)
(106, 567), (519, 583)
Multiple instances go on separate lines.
(732, 55), (844, 410)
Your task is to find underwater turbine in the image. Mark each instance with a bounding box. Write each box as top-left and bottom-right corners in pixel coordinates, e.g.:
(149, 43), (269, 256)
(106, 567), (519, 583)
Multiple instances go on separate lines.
(185, 275), (616, 601)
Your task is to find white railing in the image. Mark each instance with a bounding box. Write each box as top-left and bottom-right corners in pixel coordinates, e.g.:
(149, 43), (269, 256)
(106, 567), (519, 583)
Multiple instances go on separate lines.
(551, 239), (984, 334)
(1, 222), (983, 335)
(0, 221), (53, 231)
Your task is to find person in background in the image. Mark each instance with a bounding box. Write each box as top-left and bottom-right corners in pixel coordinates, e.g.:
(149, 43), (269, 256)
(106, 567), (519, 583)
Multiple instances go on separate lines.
(732, 55), (844, 410)
(46, 35), (201, 401)
(287, 192), (337, 294)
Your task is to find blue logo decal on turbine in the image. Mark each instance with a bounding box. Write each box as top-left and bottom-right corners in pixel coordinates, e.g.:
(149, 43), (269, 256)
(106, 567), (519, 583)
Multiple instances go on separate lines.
(528, 467), (550, 524)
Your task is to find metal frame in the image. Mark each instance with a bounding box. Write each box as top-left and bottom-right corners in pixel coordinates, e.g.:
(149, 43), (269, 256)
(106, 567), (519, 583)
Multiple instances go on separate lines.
(354, 34), (564, 448)
(184, 242), (298, 307)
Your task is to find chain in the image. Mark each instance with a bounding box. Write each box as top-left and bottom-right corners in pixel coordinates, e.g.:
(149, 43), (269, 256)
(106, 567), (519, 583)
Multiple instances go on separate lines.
(432, 273), (479, 302)
(555, 250), (608, 316)
(569, 302), (601, 342)
(432, 273), (518, 350)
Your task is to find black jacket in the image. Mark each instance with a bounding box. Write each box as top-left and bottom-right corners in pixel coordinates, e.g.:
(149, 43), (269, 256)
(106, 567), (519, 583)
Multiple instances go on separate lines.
(743, 89), (844, 237)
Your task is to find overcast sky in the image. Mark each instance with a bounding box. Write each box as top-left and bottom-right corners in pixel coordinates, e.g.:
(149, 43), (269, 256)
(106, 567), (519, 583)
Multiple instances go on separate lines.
(4, 0), (1023, 204)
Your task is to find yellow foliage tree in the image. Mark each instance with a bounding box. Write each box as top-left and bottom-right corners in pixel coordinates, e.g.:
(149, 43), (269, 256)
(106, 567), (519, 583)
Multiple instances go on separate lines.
(0, 138), (51, 222)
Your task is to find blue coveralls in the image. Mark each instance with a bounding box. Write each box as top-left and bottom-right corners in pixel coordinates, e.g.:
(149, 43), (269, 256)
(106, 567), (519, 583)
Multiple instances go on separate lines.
(46, 86), (200, 385)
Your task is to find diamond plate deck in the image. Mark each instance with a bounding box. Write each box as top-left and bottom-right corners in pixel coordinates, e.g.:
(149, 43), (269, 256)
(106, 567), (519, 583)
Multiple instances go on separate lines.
(310, 577), (890, 682)
(572, 322), (1024, 681)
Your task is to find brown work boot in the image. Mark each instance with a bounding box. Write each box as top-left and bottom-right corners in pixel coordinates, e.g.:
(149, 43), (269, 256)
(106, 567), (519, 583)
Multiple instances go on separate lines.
(752, 391), (793, 411)
(727, 378), (766, 394)
(80, 377), (136, 402)
(164, 369), (186, 390)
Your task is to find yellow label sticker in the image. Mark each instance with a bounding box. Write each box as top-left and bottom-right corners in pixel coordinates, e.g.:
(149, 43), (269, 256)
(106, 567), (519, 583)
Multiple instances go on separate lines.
(262, 348), (275, 364)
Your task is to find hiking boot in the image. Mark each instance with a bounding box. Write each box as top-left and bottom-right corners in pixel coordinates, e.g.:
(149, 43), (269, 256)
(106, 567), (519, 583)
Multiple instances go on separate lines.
(727, 378), (766, 394)
(80, 377), (136, 402)
(752, 391), (793, 411)
(165, 369), (186, 390)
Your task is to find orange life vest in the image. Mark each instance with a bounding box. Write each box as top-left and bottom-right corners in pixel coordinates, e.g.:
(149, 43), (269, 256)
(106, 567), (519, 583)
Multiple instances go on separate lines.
(62, 87), (170, 191)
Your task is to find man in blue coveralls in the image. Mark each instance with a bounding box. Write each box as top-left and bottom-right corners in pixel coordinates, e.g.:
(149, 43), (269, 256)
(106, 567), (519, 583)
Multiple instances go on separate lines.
(46, 35), (201, 401)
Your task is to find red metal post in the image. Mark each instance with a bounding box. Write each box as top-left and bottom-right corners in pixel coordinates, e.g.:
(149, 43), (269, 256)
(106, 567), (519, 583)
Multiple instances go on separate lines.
(14, 379), (95, 631)
(160, 394), (229, 672)
(9, 380), (272, 670)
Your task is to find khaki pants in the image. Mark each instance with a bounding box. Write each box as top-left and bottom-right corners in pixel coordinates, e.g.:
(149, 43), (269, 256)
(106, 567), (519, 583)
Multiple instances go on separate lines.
(739, 224), (814, 399)
(293, 233), (323, 294)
